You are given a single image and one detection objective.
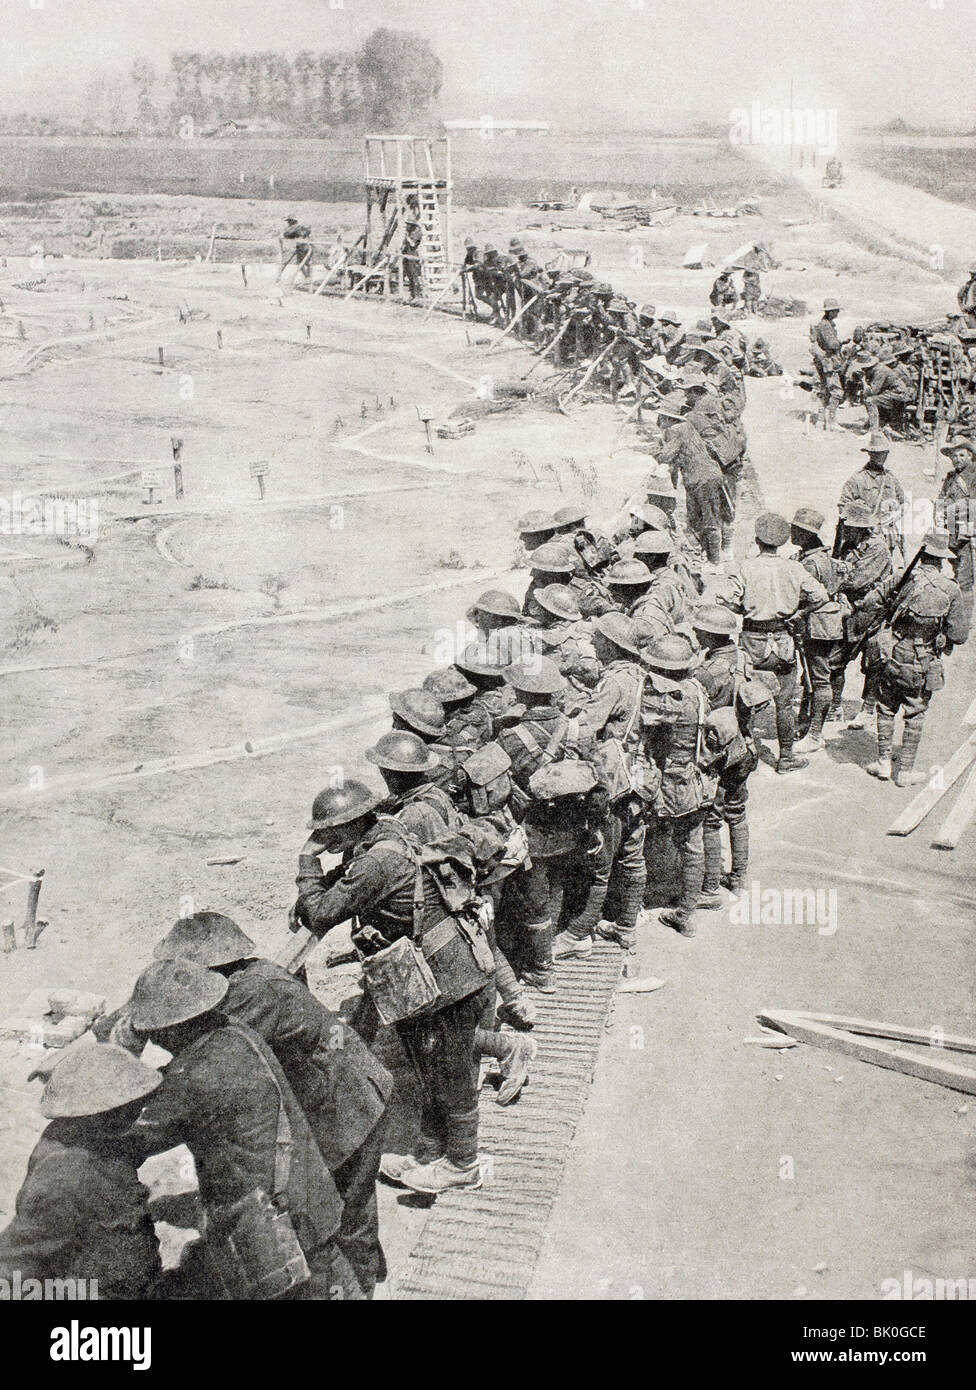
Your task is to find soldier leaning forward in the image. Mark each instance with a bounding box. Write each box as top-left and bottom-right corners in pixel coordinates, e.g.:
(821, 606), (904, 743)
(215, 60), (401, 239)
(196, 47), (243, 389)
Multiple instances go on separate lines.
(790, 507), (851, 748)
(291, 779), (496, 1197)
(130, 960), (362, 1298)
(867, 530), (970, 787)
(151, 912), (392, 1299)
(0, 1046), (164, 1300)
(495, 657), (602, 993)
(640, 634), (717, 940)
(524, 582), (602, 691)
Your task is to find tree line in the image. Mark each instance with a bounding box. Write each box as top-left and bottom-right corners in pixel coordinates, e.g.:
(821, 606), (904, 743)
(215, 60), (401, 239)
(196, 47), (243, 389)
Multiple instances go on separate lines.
(0, 29), (443, 137)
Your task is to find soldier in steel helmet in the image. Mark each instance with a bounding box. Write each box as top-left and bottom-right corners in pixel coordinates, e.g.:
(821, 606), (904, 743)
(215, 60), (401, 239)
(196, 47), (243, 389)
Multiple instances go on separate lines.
(0, 1045), (163, 1300)
(129, 959), (361, 1298)
(151, 911), (393, 1298)
(789, 507), (850, 749)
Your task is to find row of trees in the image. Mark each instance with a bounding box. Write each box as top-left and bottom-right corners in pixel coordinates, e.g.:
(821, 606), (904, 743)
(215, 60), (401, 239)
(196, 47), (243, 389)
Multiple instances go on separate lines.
(0, 29), (442, 136)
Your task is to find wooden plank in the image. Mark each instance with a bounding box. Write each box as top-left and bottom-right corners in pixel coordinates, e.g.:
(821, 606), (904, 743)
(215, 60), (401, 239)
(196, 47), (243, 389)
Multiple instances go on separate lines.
(886, 730), (976, 836)
(759, 1010), (976, 1095)
(782, 1011), (976, 1055)
(931, 759), (976, 850)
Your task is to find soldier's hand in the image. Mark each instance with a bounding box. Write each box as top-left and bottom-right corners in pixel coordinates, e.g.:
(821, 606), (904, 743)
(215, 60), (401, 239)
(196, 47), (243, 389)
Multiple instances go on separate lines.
(288, 902), (302, 933)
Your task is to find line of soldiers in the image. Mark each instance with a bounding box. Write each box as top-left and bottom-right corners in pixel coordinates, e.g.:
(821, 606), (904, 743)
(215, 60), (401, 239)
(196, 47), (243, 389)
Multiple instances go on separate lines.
(460, 235), (780, 402)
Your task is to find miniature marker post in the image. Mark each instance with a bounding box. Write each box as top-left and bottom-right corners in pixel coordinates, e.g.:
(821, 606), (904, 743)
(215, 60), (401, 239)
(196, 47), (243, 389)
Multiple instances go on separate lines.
(171, 437), (185, 500)
(250, 460), (270, 500)
(142, 468), (164, 506)
(158, 346), (165, 368)
(23, 869), (45, 950)
(416, 403), (435, 455)
(241, 263), (248, 288)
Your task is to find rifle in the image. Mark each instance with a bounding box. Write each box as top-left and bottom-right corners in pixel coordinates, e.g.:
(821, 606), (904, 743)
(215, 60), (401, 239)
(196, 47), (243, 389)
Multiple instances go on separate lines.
(846, 543), (925, 665)
(831, 517), (845, 558)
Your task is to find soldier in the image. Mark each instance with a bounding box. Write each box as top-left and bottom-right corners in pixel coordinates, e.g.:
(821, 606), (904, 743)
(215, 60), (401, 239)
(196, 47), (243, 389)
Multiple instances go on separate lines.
(559, 612), (654, 955)
(789, 507), (850, 751)
(957, 263), (976, 328)
(838, 431), (906, 562)
(812, 297), (845, 430)
(130, 959), (361, 1297)
(480, 244), (505, 324)
(709, 269), (738, 310)
(852, 350), (913, 433)
(514, 246), (549, 339)
(603, 558), (658, 619)
(747, 337), (782, 376)
(640, 634), (716, 938)
(291, 782), (496, 1196)
(0, 1046), (163, 1300)
(467, 588), (534, 641)
(726, 512), (829, 773)
(401, 211), (423, 300)
(521, 538), (579, 614)
(524, 583), (601, 691)
(632, 531), (693, 627)
(496, 657), (600, 992)
(517, 509), (557, 555)
(423, 665), (494, 763)
(711, 311), (748, 369)
(363, 729), (459, 845)
(700, 679), (773, 904)
(657, 308), (685, 361)
(692, 603), (747, 710)
(867, 530), (970, 785)
(152, 912), (392, 1298)
(614, 500), (672, 556)
(837, 505), (894, 730)
(283, 215), (313, 279)
(454, 640), (518, 738)
(657, 411), (727, 567)
(637, 303), (666, 358)
(607, 295), (641, 398)
(740, 266), (762, 315)
(936, 434), (976, 613)
(389, 687), (448, 755)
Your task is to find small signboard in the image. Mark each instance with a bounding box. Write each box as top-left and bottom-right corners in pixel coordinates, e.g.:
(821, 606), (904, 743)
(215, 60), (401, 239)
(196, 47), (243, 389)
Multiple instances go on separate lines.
(249, 461), (270, 478)
(141, 469), (164, 490)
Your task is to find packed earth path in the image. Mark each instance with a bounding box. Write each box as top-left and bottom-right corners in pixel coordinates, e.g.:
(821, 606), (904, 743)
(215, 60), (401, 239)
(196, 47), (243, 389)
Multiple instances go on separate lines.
(0, 165), (974, 1298)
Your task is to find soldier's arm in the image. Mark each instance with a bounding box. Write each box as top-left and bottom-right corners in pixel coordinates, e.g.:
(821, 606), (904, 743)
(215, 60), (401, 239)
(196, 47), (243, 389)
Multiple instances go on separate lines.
(296, 848), (393, 939)
(578, 677), (621, 735)
(842, 542), (890, 594)
(797, 565), (830, 612)
(946, 584), (971, 649)
(228, 971), (326, 1056)
(0, 1157), (83, 1278)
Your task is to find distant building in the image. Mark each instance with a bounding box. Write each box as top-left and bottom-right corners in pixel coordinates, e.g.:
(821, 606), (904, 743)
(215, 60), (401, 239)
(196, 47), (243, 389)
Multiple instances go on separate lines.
(443, 119), (550, 138)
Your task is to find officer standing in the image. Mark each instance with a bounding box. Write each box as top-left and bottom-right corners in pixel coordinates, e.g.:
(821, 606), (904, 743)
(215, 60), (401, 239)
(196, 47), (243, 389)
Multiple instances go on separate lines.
(790, 507), (850, 750)
(936, 434), (976, 616)
(867, 530), (970, 785)
(839, 431), (906, 562)
(812, 298), (845, 430)
(837, 505), (894, 730)
(727, 512), (829, 773)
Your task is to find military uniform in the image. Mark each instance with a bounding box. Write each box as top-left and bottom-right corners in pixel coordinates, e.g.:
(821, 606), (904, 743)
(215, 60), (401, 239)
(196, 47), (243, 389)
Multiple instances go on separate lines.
(134, 1016), (358, 1299)
(219, 958), (392, 1298)
(0, 1121), (161, 1299)
(874, 560), (970, 778)
(797, 540), (849, 735)
(937, 451), (976, 597)
(728, 535), (828, 763)
(839, 463), (905, 558)
(658, 421), (726, 566)
(838, 525), (893, 715)
(812, 311), (844, 425)
(701, 704), (760, 899)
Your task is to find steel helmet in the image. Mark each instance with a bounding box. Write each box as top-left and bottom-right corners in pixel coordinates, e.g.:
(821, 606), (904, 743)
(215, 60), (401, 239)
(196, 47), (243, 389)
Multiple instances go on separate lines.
(823, 298), (840, 311)
(154, 911), (256, 969)
(389, 688), (447, 738)
(692, 604), (738, 637)
(607, 558), (653, 586)
(307, 779), (381, 830)
(632, 531), (674, 558)
(629, 502), (669, 531)
(423, 667), (477, 703)
(41, 1044), (162, 1120)
(517, 510), (556, 537)
(129, 959), (229, 1033)
(529, 541), (576, 575)
(841, 504), (876, 530)
(592, 611), (642, 657)
(503, 655), (566, 696)
(468, 589), (522, 621)
(533, 583), (582, 622)
(645, 475), (677, 501)
(552, 502), (587, 528)
(921, 529), (953, 559)
(365, 730), (440, 773)
(641, 633), (701, 672)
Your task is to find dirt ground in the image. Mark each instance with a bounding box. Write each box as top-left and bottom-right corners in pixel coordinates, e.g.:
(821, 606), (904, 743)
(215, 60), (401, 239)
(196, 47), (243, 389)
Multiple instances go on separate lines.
(1, 161), (973, 1299)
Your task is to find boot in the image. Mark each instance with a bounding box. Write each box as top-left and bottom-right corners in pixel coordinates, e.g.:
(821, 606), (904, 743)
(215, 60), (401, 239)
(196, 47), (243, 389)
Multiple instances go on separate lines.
(776, 753), (809, 774)
(521, 918), (555, 993)
(552, 930), (593, 960)
(495, 1034), (537, 1106)
(869, 707), (895, 780)
(847, 703), (871, 730)
(895, 721), (927, 787)
(793, 732), (825, 754)
(661, 849), (704, 937)
(866, 756), (892, 781)
(596, 920), (636, 949)
(497, 993), (536, 1031)
(796, 689), (830, 751)
(402, 1155), (483, 1195)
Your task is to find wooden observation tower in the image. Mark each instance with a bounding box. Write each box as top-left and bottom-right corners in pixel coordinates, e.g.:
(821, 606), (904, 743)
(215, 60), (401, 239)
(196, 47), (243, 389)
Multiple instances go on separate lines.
(360, 136), (454, 302)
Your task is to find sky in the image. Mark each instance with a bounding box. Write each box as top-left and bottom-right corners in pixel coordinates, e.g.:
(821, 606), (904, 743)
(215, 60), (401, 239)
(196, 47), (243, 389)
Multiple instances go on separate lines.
(0, 0), (974, 131)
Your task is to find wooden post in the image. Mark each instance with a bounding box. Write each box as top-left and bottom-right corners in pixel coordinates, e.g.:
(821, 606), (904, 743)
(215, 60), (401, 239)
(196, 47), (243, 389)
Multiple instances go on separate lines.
(217, 330), (223, 349)
(171, 437), (184, 501)
(158, 346), (165, 368)
(241, 263), (248, 288)
(1, 918), (15, 953)
(23, 869), (45, 949)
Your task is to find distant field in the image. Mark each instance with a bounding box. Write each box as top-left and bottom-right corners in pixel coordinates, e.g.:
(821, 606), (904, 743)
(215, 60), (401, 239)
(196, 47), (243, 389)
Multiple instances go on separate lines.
(0, 133), (785, 207)
(855, 139), (976, 213)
